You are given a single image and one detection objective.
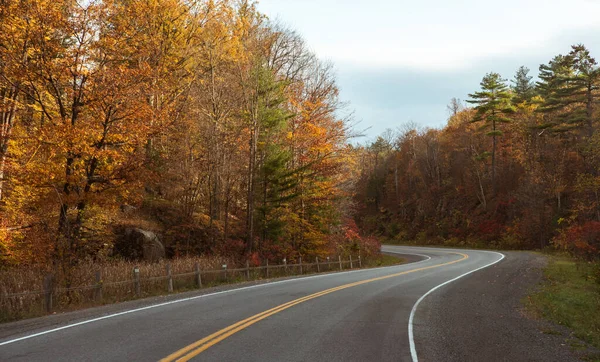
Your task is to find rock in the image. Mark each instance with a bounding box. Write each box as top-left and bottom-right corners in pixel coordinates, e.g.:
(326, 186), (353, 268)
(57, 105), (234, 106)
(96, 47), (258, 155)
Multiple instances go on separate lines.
(120, 204), (137, 214)
(113, 228), (165, 262)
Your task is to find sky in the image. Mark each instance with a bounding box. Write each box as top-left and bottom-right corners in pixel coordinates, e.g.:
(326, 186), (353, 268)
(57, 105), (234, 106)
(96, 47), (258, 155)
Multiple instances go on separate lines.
(257, 0), (600, 140)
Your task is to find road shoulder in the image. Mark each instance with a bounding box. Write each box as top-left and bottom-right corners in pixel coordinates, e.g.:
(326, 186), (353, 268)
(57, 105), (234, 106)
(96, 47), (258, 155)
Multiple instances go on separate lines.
(414, 251), (599, 362)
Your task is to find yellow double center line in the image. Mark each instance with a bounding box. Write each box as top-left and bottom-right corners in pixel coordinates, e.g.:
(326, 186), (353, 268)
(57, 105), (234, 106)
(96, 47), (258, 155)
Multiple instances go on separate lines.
(161, 252), (468, 362)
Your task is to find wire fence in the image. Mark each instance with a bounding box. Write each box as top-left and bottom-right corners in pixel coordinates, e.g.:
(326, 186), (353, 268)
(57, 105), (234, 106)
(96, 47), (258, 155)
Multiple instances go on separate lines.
(0, 254), (362, 322)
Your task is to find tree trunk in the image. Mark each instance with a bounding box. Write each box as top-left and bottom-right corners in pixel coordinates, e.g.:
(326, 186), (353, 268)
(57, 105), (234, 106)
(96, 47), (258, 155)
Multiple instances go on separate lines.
(261, 159), (267, 249)
(0, 85), (19, 201)
(224, 186), (230, 241)
(0, 148), (6, 202)
(475, 167), (487, 210)
(209, 58), (221, 227)
(596, 190), (600, 222)
(586, 83), (594, 138)
(394, 163), (399, 201)
(246, 111), (257, 252)
(492, 118), (497, 195)
(58, 155), (74, 235)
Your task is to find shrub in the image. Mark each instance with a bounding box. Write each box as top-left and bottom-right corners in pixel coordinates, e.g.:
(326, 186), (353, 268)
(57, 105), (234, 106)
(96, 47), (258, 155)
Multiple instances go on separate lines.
(444, 237), (462, 246)
(498, 232), (525, 250)
(552, 221), (600, 260)
(415, 231), (428, 245)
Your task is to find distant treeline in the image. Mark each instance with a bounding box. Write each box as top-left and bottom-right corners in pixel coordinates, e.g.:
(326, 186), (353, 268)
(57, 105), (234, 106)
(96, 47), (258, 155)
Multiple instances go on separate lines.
(354, 44), (600, 259)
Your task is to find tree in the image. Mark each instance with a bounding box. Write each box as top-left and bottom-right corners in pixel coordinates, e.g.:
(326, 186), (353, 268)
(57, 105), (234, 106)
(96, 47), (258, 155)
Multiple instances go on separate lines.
(467, 73), (515, 194)
(0, 0), (357, 266)
(447, 98), (463, 117)
(538, 45), (600, 136)
(511, 66), (535, 104)
(253, 65), (295, 248)
(0, 0), (194, 266)
(568, 44), (600, 138)
(0, 0), (37, 203)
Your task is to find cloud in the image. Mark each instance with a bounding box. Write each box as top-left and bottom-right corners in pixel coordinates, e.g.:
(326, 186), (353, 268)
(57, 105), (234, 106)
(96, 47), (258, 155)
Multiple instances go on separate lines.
(260, 0), (600, 71)
(257, 1), (600, 140)
(338, 30), (600, 140)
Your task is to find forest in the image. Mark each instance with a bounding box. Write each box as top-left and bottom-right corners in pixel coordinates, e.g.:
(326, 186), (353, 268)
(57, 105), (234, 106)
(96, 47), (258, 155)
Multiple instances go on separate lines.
(355, 45), (600, 260)
(0, 0), (375, 273)
(1, 0), (599, 276)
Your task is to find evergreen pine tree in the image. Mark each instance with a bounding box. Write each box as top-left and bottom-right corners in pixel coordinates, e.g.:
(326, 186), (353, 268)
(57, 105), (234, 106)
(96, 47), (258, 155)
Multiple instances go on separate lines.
(511, 66), (535, 104)
(253, 66), (298, 248)
(537, 45), (600, 136)
(467, 72), (515, 194)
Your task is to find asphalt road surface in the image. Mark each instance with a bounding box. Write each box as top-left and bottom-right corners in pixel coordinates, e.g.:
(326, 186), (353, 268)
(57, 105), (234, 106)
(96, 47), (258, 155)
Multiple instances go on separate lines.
(1, 246), (563, 362)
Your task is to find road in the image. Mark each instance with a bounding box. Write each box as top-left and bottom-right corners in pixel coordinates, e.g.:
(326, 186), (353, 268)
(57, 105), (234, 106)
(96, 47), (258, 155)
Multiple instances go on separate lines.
(0, 246), (504, 361)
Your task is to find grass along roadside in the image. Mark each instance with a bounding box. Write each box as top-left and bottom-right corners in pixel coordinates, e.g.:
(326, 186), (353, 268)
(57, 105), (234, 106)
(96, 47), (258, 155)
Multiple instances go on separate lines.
(525, 254), (600, 354)
(364, 253), (406, 267)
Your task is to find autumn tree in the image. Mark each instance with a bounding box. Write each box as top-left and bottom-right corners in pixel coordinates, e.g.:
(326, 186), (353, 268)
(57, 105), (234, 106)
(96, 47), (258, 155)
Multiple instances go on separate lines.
(0, 0), (200, 265)
(0, 0), (23, 256)
(0, 0), (376, 267)
(447, 98), (463, 117)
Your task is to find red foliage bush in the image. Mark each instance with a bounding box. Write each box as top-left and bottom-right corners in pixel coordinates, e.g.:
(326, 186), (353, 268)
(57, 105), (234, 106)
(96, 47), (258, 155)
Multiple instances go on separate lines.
(213, 238), (246, 260)
(256, 239), (285, 263)
(248, 252), (261, 267)
(553, 221), (600, 260)
(329, 219), (381, 257)
(475, 219), (504, 242)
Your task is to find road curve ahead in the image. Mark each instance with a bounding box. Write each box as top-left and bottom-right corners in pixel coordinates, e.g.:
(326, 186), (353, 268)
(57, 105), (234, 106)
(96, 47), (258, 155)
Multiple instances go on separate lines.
(0, 246), (503, 362)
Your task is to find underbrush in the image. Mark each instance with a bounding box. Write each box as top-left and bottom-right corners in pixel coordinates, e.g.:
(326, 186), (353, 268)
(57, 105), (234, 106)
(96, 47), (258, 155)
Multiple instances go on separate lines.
(363, 253), (405, 267)
(383, 234), (529, 250)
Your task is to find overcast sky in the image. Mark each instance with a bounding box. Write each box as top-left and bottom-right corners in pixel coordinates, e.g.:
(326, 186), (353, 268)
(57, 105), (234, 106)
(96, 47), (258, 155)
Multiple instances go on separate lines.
(257, 0), (600, 140)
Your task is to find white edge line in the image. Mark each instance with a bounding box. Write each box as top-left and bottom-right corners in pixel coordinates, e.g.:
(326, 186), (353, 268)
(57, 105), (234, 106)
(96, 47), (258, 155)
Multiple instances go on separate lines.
(408, 250), (505, 362)
(0, 250), (431, 347)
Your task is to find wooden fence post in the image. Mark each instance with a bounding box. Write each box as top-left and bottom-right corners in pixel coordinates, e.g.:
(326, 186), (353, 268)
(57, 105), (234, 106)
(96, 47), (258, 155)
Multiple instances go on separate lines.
(43, 274), (54, 313)
(349, 255), (353, 269)
(327, 257), (331, 270)
(133, 267), (141, 297)
(166, 263), (173, 293)
(316, 257), (320, 273)
(95, 270), (103, 302)
(266, 260), (269, 278)
(338, 255), (342, 270)
(299, 257), (303, 274)
(358, 254), (362, 268)
(246, 260), (250, 280)
(195, 262), (202, 288)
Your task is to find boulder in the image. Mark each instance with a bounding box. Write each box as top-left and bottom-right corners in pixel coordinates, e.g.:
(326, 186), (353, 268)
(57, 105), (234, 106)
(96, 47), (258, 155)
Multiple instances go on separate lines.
(120, 204), (137, 214)
(113, 228), (165, 262)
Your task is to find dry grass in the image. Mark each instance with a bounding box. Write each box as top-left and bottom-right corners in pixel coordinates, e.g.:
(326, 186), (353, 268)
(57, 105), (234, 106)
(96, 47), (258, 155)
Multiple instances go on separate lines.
(0, 266), (49, 321)
(0, 255), (234, 322)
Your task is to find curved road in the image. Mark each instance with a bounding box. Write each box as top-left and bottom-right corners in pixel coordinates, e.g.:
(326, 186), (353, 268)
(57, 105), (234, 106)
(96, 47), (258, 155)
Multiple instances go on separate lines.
(0, 246), (503, 361)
